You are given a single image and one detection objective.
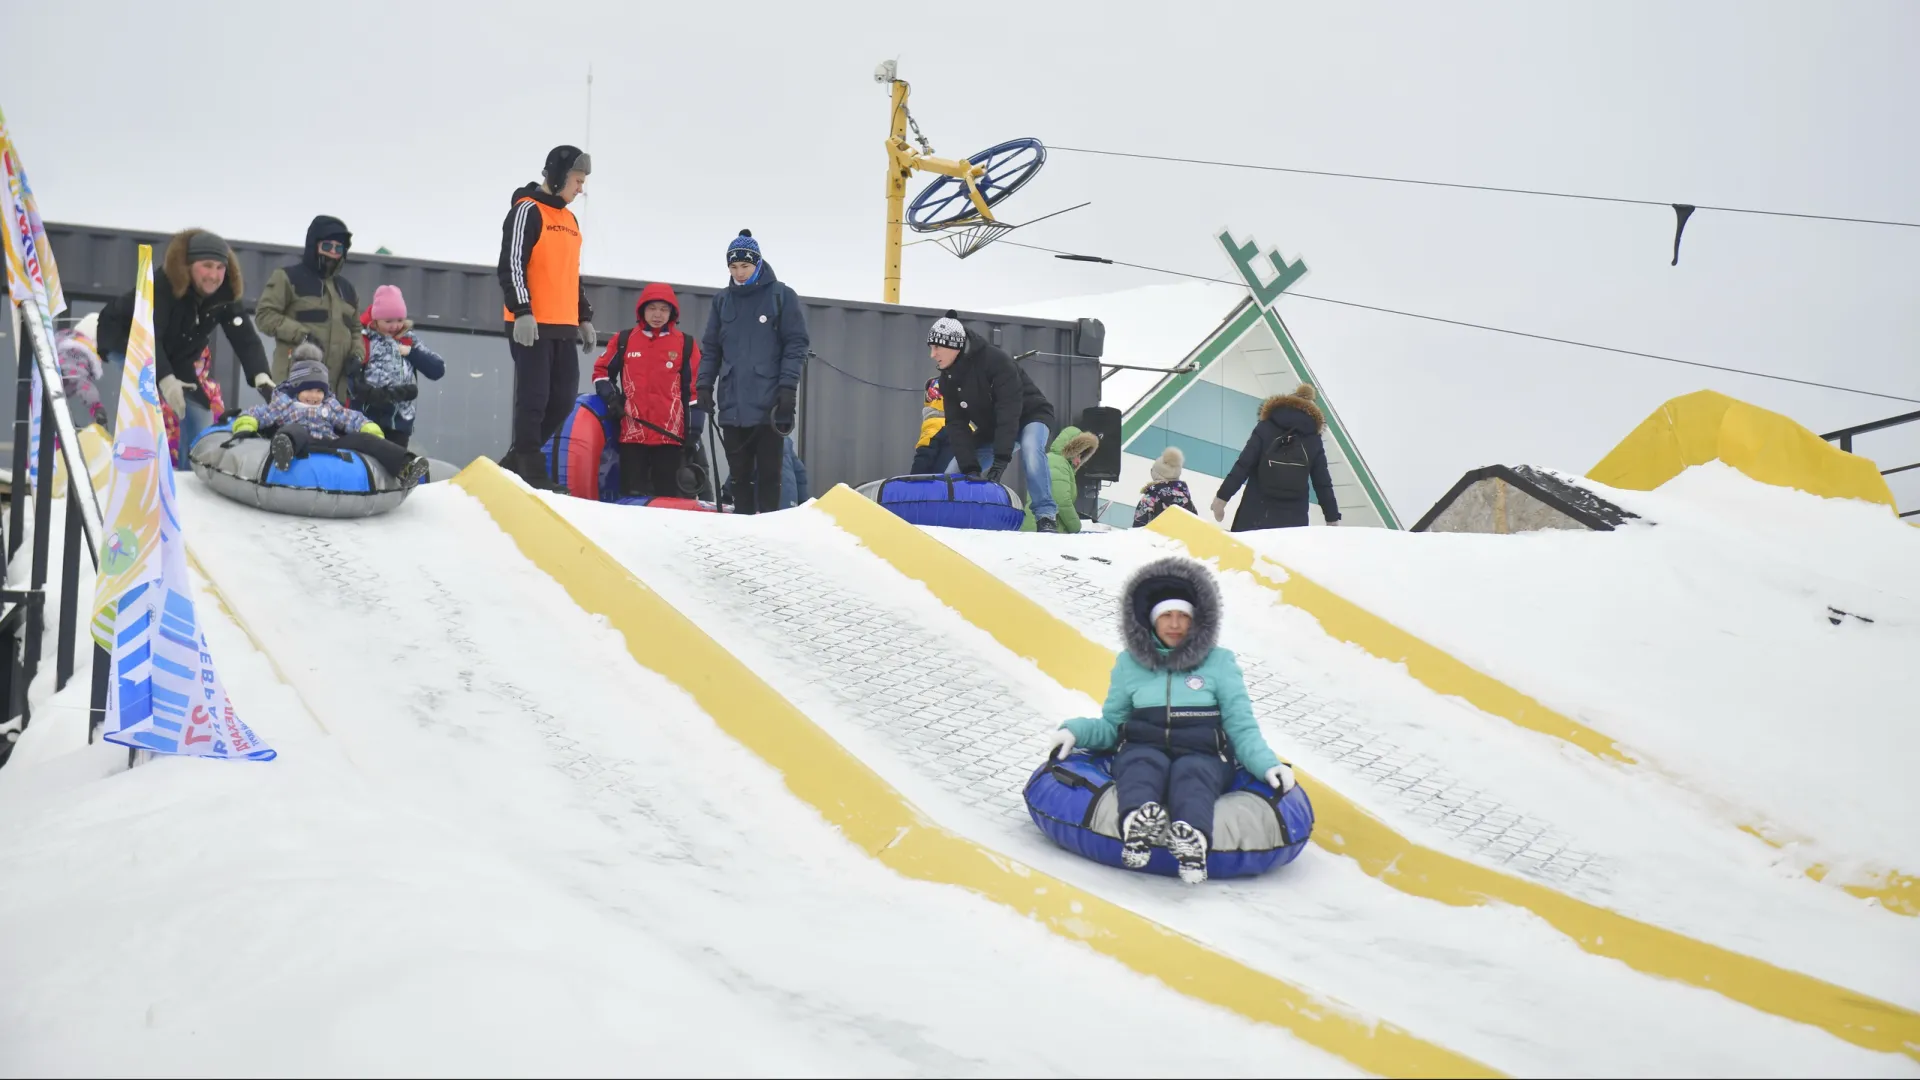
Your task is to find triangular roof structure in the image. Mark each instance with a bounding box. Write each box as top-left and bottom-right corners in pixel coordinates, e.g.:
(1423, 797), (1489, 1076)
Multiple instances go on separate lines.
(1110, 231), (1402, 528)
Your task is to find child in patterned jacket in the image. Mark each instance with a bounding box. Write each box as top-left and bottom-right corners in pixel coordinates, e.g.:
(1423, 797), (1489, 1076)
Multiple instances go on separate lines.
(353, 285), (446, 450)
(1133, 446), (1197, 528)
(231, 341), (428, 485)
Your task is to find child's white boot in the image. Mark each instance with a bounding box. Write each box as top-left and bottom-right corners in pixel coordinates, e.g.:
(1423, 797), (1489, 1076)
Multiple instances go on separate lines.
(1168, 821), (1208, 885)
(1120, 802), (1169, 869)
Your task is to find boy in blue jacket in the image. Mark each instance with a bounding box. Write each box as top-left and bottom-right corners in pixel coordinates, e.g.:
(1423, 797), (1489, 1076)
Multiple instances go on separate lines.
(1048, 557), (1295, 883)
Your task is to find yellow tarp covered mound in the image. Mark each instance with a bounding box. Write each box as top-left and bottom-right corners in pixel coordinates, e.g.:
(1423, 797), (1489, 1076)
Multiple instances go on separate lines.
(1589, 391), (1897, 510)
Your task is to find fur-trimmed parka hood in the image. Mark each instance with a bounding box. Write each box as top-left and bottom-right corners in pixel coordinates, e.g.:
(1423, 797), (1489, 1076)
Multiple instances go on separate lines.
(160, 228), (243, 302)
(1052, 425), (1099, 464)
(1118, 556), (1222, 672)
(1259, 382), (1324, 431)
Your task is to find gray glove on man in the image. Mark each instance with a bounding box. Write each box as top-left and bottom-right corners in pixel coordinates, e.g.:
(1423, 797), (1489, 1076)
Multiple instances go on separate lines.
(512, 314), (538, 347)
(579, 321), (597, 351)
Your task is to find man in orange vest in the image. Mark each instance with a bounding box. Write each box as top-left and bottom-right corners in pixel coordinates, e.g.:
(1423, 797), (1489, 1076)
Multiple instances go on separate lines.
(496, 144), (598, 489)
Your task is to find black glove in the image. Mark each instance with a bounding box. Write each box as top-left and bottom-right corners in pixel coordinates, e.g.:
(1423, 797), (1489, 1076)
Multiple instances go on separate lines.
(985, 460), (1009, 484)
(358, 385), (394, 408)
(392, 383), (419, 403)
(255, 383), (274, 403)
(607, 394), (626, 421)
(772, 386), (797, 434)
(959, 461), (982, 478)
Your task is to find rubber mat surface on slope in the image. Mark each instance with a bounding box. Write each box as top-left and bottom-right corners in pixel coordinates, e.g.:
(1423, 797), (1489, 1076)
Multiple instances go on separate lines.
(553, 490), (1920, 1077)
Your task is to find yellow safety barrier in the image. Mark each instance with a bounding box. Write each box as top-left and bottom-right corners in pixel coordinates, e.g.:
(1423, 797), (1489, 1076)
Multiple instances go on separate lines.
(450, 460), (1496, 1080)
(1589, 390), (1898, 509)
(817, 484), (1920, 1061)
(1148, 506), (1920, 919)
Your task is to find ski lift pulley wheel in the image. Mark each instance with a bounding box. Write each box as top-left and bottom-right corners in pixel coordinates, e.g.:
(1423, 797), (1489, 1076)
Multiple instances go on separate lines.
(907, 137), (1049, 232)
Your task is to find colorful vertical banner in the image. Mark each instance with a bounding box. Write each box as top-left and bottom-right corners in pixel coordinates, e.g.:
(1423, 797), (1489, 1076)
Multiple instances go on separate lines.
(92, 246), (272, 761)
(0, 106), (66, 488)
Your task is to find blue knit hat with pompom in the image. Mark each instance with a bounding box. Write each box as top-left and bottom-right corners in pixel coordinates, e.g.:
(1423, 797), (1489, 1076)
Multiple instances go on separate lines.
(725, 229), (761, 266)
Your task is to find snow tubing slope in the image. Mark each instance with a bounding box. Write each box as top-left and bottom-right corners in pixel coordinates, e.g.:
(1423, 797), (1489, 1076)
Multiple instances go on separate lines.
(875, 474), (1025, 531)
(444, 460), (1496, 1080)
(811, 483), (1920, 1062)
(1145, 504), (1920, 918)
(189, 423), (413, 518)
(1026, 751), (1313, 878)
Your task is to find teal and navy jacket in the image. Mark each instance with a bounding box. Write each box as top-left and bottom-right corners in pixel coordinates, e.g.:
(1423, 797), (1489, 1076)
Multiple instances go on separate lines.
(1063, 646), (1281, 778)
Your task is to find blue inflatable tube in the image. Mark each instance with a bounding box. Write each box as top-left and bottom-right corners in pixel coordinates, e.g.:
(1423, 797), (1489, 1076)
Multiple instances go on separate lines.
(1024, 751), (1313, 879)
(189, 423), (415, 518)
(876, 474), (1025, 531)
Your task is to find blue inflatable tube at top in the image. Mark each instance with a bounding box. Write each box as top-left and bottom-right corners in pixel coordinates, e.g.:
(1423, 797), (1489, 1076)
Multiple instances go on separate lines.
(877, 474), (1025, 531)
(1024, 751), (1313, 879)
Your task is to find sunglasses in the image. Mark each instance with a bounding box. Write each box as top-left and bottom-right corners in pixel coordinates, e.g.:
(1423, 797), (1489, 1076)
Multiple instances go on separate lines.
(317, 240), (345, 255)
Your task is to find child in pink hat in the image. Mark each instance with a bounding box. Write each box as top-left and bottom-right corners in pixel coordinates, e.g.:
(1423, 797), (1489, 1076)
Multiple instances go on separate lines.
(352, 284), (446, 449)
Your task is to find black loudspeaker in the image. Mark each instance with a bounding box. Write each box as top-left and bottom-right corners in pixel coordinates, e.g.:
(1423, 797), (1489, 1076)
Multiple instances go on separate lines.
(1076, 405), (1124, 483)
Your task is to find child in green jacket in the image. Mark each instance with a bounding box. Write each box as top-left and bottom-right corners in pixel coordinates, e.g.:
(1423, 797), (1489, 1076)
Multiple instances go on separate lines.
(1046, 557), (1295, 883)
(1020, 426), (1100, 533)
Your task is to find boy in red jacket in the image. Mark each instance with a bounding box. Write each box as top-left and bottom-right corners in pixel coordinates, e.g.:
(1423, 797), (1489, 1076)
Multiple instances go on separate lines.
(593, 282), (703, 497)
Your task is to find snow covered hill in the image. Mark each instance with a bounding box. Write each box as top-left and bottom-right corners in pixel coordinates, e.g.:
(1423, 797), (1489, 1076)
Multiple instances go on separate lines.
(2, 461), (1917, 1077)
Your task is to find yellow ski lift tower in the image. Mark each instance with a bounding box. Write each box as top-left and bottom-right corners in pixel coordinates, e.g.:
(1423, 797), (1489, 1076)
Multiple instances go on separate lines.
(876, 61), (1059, 303)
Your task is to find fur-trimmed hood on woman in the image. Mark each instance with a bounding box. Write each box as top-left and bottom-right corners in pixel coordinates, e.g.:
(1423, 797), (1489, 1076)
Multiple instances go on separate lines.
(1258, 382), (1324, 431)
(160, 228), (243, 302)
(1118, 556), (1222, 672)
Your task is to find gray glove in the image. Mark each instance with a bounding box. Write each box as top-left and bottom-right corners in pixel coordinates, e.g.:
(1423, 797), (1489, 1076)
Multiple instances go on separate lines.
(579, 320), (597, 351)
(158, 374), (187, 417)
(512, 314), (538, 347)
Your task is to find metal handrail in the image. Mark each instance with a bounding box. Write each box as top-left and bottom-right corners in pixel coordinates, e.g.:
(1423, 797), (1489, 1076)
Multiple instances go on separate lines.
(1821, 409), (1920, 518)
(1821, 409), (1920, 454)
(0, 320), (100, 769)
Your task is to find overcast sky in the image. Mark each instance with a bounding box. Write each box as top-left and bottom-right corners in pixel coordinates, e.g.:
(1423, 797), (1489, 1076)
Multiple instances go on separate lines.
(5, 0), (1915, 513)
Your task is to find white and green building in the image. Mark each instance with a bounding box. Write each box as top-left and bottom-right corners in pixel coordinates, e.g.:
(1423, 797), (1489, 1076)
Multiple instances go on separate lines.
(1093, 230), (1401, 528)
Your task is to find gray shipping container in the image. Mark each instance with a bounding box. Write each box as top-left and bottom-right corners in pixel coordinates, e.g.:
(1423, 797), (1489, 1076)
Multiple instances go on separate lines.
(15, 222), (1105, 498)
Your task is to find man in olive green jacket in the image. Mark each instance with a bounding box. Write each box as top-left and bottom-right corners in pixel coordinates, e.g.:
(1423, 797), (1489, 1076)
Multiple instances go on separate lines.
(254, 214), (363, 400)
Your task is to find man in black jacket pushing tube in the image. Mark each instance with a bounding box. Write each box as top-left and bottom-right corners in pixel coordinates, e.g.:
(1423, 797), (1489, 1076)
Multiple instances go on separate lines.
(928, 311), (1060, 530)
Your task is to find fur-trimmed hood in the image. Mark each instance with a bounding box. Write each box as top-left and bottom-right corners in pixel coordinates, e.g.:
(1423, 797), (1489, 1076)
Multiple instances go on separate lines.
(1052, 425), (1099, 464)
(1118, 556), (1222, 672)
(160, 228), (242, 302)
(1259, 382), (1324, 431)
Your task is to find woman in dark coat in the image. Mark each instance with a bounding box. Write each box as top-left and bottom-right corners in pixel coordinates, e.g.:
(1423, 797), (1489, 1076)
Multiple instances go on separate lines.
(1211, 383), (1341, 530)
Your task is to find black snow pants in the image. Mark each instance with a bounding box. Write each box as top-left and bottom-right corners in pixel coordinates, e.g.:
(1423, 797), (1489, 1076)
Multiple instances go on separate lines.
(617, 443), (686, 497)
(509, 336), (580, 455)
(1114, 745), (1232, 844)
(721, 423), (784, 515)
(283, 427), (412, 479)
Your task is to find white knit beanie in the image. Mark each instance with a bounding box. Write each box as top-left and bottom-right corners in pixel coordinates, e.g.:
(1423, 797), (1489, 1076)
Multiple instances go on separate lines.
(1150, 598), (1194, 624)
(1150, 446), (1184, 483)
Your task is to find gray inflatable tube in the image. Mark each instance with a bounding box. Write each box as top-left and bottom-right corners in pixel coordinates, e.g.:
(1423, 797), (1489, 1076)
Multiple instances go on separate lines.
(189, 431), (414, 519)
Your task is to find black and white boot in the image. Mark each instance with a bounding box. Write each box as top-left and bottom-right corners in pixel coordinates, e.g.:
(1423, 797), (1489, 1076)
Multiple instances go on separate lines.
(1035, 515), (1060, 533)
(398, 456), (431, 486)
(1168, 820), (1209, 885)
(269, 432), (295, 472)
(1120, 802), (1169, 869)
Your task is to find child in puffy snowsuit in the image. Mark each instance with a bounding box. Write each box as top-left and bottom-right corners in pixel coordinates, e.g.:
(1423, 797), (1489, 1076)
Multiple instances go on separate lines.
(594, 282), (703, 497)
(1133, 446), (1196, 528)
(233, 341), (428, 486)
(55, 314), (110, 427)
(1018, 426), (1099, 533)
(1046, 557), (1296, 884)
(909, 376), (949, 474)
(351, 285), (446, 450)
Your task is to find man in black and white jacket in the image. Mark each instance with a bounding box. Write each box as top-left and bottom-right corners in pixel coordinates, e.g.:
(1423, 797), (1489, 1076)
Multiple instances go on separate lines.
(927, 311), (1060, 530)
